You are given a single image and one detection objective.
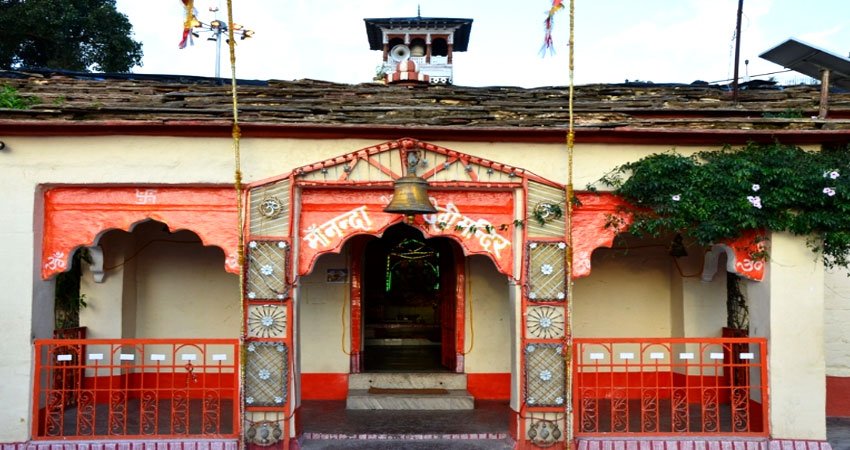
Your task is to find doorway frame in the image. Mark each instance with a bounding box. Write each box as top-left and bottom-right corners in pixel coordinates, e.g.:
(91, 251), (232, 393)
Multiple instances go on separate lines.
(348, 232), (466, 373)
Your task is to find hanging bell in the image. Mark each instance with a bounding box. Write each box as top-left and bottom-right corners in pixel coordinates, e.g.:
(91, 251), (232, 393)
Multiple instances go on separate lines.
(384, 174), (437, 215)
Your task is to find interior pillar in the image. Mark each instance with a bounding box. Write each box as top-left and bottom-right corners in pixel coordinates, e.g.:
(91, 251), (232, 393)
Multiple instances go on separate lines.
(670, 248), (727, 337)
(746, 232), (826, 440)
(79, 232), (134, 339)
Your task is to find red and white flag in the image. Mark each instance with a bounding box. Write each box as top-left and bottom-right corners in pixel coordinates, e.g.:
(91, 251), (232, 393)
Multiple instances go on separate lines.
(178, 0), (198, 49)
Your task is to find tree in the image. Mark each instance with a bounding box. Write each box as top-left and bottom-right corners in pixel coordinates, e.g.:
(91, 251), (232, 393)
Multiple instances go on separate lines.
(0, 0), (142, 72)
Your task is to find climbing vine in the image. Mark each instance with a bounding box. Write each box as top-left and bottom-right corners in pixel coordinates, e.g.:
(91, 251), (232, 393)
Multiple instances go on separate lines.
(591, 142), (850, 269)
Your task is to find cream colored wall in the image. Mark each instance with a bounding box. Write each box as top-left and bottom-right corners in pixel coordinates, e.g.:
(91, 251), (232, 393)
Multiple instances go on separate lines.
(80, 231), (133, 339)
(825, 268), (850, 377)
(80, 223), (240, 340)
(573, 245), (672, 338)
(1, 133), (828, 441)
(299, 250), (350, 373)
(671, 250), (727, 338)
(464, 255), (511, 373)
(133, 227), (240, 339)
(747, 232), (826, 440)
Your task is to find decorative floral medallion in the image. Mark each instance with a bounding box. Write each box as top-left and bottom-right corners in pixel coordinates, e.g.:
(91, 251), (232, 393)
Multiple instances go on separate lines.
(246, 420), (283, 446)
(527, 419), (562, 447)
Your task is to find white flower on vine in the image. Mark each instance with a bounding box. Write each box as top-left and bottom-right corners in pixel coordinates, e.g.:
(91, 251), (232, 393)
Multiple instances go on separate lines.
(258, 369), (271, 380)
(751, 184), (760, 192)
(260, 264), (274, 276)
(540, 264), (554, 276)
(671, 194), (681, 202)
(747, 196), (762, 209)
(539, 370), (553, 382)
(824, 187), (837, 197)
(825, 170), (840, 179)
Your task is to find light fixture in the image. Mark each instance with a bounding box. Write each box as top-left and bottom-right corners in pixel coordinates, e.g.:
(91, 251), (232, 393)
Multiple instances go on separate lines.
(185, 12), (254, 78)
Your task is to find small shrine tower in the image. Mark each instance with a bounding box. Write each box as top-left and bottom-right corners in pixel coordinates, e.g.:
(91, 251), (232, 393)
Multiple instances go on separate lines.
(364, 13), (473, 85)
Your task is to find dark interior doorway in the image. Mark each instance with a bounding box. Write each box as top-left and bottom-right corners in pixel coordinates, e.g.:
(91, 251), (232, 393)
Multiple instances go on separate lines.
(362, 224), (458, 372)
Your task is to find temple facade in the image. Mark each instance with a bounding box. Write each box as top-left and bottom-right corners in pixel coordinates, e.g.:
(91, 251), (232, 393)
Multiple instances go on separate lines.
(0, 63), (848, 449)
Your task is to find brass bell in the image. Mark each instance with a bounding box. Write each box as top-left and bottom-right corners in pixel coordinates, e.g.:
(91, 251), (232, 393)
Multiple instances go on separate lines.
(384, 174), (437, 215)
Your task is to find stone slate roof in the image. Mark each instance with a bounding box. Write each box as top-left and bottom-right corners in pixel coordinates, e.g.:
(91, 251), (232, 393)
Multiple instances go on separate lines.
(2, 70), (850, 132)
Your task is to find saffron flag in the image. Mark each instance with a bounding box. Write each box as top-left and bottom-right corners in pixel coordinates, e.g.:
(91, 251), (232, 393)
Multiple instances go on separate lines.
(542, 0), (564, 55)
(179, 0), (197, 49)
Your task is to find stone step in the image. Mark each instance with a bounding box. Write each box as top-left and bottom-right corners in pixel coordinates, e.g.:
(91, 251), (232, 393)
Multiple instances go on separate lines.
(348, 372), (467, 390)
(346, 388), (475, 410)
(300, 437), (513, 449)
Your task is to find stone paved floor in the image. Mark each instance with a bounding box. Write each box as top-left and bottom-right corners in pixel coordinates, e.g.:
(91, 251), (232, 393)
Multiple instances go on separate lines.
(298, 401), (850, 449)
(298, 400), (512, 449)
(829, 417), (850, 450)
(299, 400), (510, 435)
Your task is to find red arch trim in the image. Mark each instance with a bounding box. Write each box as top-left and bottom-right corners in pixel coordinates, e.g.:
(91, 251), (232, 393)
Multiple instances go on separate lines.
(297, 188), (515, 277)
(42, 187), (240, 280)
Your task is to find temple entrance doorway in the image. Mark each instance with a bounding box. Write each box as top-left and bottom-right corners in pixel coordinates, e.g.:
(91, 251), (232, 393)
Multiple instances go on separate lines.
(361, 223), (460, 372)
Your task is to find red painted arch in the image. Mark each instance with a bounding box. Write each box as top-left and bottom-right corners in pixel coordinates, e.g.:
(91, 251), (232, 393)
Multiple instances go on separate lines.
(41, 186), (240, 280)
(297, 188), (515, 278)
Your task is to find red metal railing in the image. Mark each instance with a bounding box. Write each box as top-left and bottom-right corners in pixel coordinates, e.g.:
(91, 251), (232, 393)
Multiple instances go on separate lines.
(33, 338), (239, 440)
(573, 337), (768, 436)
(51, 327), (87, 409)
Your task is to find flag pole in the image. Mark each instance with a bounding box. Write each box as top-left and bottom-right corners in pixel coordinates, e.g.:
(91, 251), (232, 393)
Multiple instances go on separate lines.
(565, 1), (576, 447)
(542, 1), (575, 446)
(224, 1), (247, 448)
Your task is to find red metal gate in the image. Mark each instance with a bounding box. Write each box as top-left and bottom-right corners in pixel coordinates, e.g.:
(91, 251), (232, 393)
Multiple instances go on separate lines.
(573, 337), (768, 436)
(33, 338), (239, 439)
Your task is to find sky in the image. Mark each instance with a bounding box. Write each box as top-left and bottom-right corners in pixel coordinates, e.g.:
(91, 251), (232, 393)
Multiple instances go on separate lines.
(114, 0), (850, 87)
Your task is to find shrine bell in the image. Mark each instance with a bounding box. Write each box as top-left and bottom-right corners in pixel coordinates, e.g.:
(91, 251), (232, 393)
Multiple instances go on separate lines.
(383, 174), (437, 215)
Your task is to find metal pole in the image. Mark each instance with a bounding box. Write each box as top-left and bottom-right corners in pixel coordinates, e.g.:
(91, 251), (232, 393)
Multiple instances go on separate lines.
(215, 27), (222, 79)
(732, 0), (744, 102)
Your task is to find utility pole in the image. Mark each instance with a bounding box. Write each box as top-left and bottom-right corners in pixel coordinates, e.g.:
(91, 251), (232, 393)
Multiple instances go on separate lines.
(733, 0), (744, 102)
